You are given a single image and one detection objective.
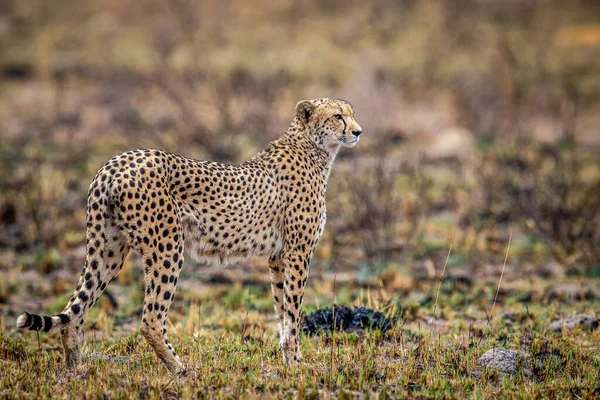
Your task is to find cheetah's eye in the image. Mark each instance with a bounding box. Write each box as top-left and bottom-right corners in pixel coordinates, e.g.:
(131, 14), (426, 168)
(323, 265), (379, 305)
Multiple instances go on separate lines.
(333, 114), (343, 120)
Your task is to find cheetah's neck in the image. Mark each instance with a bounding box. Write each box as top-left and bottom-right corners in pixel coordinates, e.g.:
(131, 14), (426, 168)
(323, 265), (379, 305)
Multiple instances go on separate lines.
(284, 117), (340, 179)
(248, 117), (340, 183)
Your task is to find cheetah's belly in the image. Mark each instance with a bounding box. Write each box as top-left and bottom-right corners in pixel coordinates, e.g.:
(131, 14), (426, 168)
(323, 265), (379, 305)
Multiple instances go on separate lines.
(181, 209), (284, 267)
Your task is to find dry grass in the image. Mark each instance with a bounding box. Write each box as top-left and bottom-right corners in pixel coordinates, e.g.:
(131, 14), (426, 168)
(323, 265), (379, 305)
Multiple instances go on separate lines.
(1, 281), (599, 399)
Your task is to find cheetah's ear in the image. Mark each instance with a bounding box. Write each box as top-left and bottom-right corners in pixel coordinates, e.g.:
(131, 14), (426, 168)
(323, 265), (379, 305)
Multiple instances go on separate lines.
(295, 100), (316, 124)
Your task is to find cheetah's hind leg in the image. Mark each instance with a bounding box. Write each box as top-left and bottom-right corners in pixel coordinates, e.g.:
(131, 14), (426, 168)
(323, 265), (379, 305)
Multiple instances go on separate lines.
(62, 221), (130, 369)
(138, 239), (185, 374)
(131, 210), (186, 374)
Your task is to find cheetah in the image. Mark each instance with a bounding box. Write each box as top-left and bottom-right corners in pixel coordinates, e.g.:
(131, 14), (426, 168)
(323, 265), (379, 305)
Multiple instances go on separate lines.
(16, 98), (362, 374)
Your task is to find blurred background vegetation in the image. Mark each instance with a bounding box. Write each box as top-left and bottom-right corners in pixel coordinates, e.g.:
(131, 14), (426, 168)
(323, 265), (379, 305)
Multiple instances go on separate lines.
(0, 0), (599, 317)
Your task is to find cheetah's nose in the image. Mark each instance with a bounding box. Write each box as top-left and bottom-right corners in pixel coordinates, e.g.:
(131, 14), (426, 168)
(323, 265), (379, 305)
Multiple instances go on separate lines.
(352, 130), (362, 137)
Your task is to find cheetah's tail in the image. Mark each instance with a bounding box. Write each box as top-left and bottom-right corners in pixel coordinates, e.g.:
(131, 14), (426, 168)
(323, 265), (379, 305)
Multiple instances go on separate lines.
(16, 311), (70, 333)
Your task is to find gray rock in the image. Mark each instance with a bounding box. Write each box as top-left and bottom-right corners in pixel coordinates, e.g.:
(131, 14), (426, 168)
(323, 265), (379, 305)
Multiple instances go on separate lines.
(549, 314), (598, 333)
(477, 348), (532, 378)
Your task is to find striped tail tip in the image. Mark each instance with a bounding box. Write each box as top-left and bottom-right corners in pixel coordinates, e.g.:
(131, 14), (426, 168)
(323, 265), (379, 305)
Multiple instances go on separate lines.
(16, 312), (69, 332)
(16, 312), (32, 329)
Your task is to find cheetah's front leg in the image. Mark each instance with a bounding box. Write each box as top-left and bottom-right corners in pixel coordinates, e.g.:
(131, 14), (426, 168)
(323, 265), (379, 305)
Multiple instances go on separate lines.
(280, 250), (311, 366)
(268, 255), (286, 340)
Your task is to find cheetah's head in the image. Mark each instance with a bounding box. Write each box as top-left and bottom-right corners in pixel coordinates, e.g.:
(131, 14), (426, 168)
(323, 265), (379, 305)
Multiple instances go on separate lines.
(295, 98), (362, 151)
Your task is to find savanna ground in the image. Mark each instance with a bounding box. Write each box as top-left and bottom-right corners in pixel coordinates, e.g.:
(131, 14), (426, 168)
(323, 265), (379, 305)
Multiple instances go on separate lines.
(1, 0), (600, 398)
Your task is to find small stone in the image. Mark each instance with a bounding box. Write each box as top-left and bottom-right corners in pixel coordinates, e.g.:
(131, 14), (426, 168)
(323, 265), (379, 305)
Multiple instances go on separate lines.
(477, 348), (532, 378)
(549, 314), (598, 333)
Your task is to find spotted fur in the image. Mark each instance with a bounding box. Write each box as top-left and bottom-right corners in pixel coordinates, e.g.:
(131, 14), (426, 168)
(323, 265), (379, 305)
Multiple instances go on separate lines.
(16, 98), (362, 373)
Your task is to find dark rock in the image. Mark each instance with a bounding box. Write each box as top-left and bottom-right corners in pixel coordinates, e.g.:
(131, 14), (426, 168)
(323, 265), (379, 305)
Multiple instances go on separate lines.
(301, 306), (395, 336)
